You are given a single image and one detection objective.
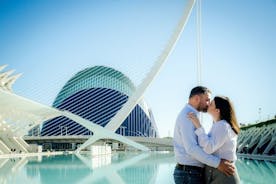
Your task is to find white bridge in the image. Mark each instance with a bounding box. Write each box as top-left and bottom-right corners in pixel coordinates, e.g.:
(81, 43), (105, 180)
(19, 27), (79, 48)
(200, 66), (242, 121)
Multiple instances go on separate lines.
(23, 135), (173, 151)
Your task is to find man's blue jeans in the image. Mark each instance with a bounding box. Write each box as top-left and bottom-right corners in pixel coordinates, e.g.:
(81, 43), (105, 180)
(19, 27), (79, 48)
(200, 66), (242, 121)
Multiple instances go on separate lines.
(173, 165), (204, 184)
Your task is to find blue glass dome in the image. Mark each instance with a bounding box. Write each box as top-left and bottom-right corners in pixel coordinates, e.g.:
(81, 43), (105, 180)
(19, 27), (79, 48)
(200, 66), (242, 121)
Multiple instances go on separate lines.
(41, 66), (159, 137)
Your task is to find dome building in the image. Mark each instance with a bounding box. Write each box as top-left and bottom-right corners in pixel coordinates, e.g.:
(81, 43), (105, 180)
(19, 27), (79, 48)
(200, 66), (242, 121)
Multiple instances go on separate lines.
(41, 66), (159, 138)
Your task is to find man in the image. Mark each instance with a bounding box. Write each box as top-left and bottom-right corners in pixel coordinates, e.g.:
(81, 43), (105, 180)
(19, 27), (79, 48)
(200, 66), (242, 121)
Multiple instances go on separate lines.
(173, 86), (234, 184)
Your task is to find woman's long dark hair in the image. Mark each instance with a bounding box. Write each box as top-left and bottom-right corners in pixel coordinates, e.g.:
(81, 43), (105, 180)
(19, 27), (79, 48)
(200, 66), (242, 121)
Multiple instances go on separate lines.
(214, 96), (240, 134)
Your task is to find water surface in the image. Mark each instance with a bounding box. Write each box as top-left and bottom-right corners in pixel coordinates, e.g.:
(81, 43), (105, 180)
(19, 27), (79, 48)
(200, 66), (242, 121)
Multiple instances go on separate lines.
(0, 152), (275, 184)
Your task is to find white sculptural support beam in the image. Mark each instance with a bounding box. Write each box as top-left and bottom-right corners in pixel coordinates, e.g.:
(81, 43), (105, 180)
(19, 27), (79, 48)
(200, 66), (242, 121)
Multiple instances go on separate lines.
(0, 64), (8, 72)
(0, 70), (15, 87)
(4, 73), (22, 92)
(104, 0), (195, 132)
(77, 0), (195, 152)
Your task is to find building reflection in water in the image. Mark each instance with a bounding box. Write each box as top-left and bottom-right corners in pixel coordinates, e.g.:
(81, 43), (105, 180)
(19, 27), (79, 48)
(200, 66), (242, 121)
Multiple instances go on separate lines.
(236, 158), (276, 184)
(76, 152), (173, 184)
(0, 157), (28, 184)
(0, 152), (174, 184)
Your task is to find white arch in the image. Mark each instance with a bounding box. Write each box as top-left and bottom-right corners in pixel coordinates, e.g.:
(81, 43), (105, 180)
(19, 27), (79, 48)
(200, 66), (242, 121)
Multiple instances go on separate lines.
(80, 0), (196, 152)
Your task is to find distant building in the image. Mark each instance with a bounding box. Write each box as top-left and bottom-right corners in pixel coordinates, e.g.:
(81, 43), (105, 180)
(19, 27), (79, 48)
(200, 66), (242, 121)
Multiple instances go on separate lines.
(40, 66), (159, 138)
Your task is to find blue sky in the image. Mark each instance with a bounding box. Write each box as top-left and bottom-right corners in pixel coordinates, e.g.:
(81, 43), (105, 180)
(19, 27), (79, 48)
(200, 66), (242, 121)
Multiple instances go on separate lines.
(0, 0), (275, 137)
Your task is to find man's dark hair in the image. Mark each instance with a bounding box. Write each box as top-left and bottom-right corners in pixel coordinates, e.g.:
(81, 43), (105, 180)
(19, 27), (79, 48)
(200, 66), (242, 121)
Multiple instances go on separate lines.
(189, 86), (211, 98)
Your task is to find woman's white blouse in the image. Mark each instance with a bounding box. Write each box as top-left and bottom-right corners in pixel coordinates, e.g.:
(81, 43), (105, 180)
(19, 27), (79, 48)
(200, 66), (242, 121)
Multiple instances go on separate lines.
(195, 120), (237, 161)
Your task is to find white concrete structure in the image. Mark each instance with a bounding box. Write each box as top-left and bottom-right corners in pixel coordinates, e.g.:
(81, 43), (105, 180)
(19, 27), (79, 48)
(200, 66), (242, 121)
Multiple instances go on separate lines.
(0, 65), (30, 154)
(237, 120), (276, 156)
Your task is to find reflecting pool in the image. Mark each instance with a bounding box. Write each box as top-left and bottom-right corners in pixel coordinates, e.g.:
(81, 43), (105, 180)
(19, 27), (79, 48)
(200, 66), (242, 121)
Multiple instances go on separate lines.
(0, 152), (275, 184)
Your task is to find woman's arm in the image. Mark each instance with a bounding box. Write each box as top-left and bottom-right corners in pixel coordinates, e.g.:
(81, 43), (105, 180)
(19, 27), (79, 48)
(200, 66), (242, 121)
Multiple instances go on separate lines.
(188, 113), (229, 154)
(187, 112), (201, 128)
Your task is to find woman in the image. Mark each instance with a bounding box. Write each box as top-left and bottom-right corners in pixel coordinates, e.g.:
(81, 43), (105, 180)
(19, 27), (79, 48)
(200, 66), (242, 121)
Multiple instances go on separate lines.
(188, 96), (240, 184)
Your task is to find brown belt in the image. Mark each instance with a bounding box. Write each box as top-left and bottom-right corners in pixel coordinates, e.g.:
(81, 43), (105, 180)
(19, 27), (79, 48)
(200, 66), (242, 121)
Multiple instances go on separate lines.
(176, 163), (203, 172)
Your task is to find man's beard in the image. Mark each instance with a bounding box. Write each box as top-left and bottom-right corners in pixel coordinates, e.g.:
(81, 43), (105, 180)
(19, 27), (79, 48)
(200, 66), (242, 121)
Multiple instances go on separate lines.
(199, 105), (208, 112)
